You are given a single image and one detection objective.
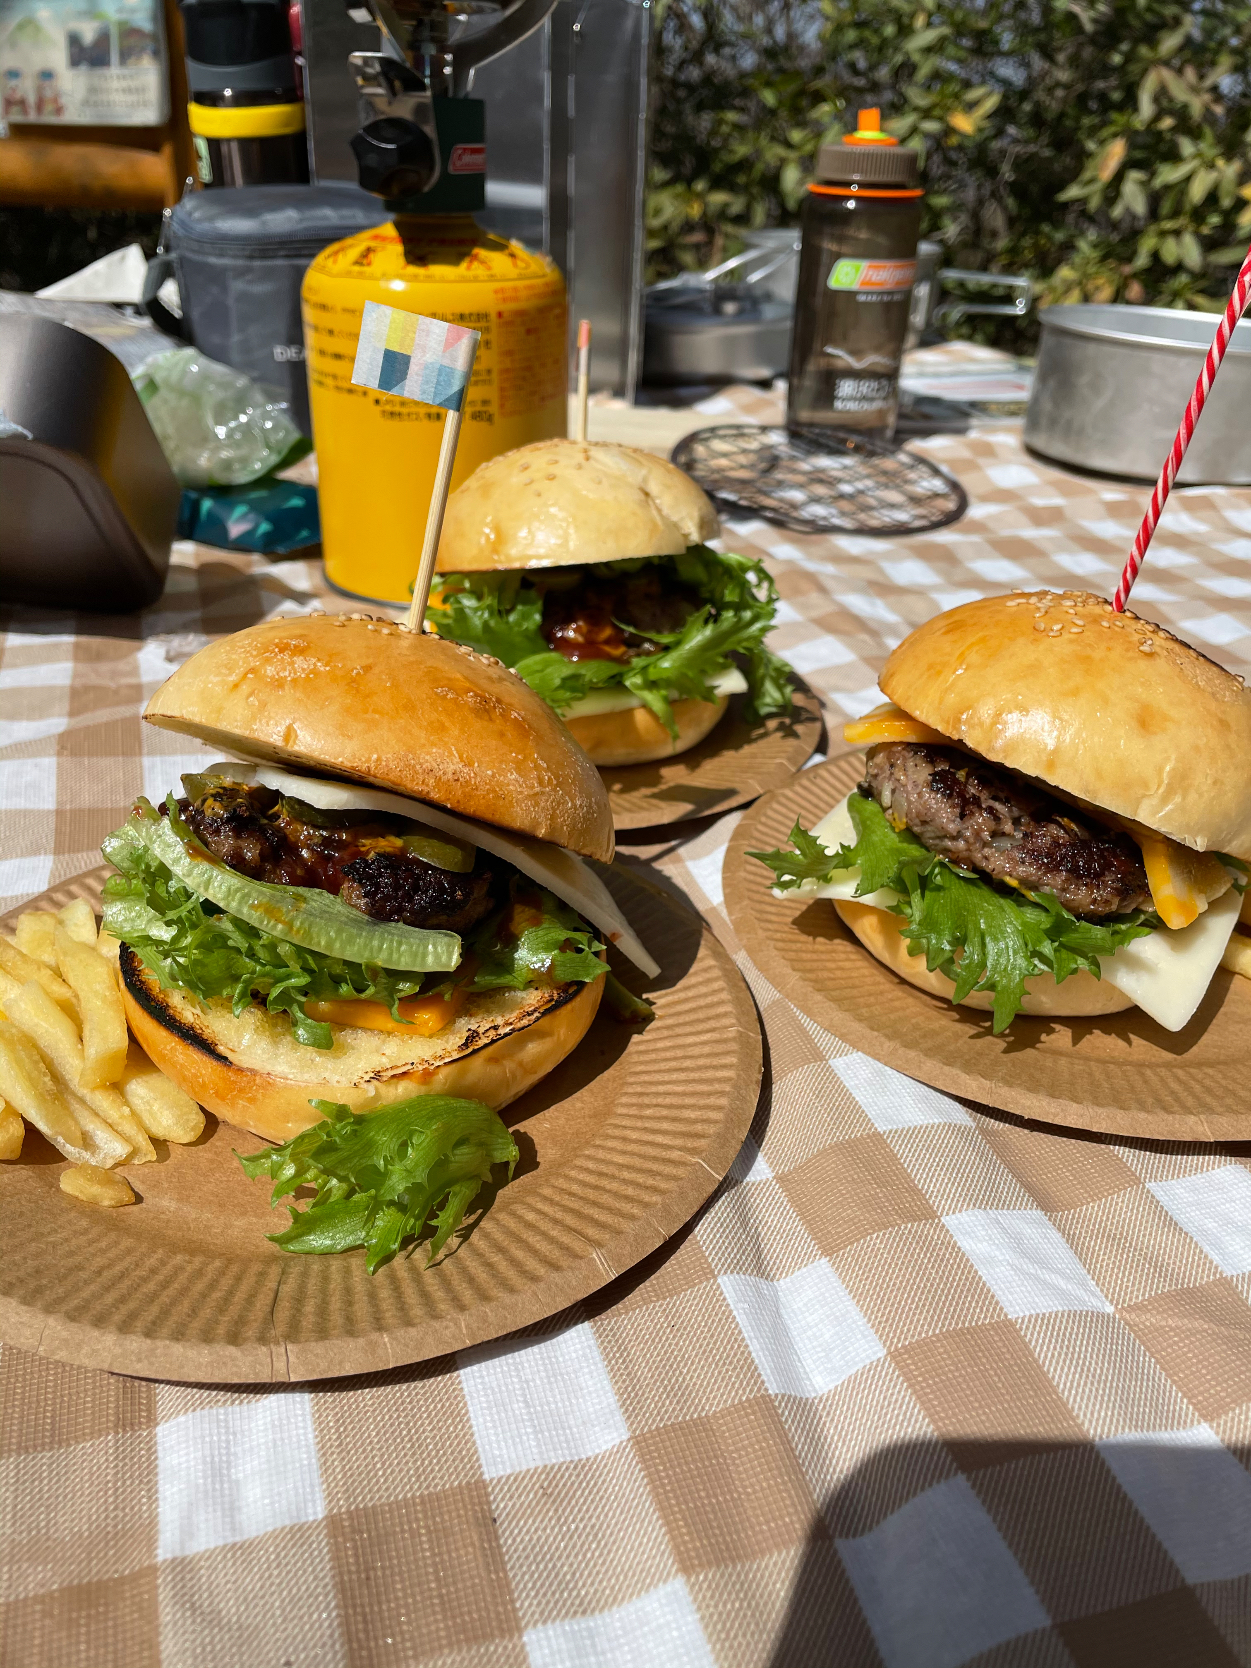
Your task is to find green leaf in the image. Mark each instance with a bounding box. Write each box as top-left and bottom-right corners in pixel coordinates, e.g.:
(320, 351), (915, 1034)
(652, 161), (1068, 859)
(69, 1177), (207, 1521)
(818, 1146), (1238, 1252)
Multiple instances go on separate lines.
(751, 796), (1158, 1033)
(239, 1095), (519, 1271)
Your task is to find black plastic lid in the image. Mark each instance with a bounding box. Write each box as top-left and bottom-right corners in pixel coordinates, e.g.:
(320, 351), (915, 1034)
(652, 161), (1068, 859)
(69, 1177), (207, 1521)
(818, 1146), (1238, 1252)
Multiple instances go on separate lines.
(169, 183), (389, 251)
(814, 140), (920, 188)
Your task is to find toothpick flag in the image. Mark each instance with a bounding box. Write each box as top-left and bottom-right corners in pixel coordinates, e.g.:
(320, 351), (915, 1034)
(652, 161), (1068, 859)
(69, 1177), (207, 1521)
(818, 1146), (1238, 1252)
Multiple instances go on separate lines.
(350, 301), (483, 631)
(352, 301), (479, 411)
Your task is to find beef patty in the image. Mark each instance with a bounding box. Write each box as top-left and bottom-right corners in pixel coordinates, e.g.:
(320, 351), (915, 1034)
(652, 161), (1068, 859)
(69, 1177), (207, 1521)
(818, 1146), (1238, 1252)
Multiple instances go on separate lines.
(862, 743), (1152, 918)
(539, 566), (700, 663)
(175, 782), (496, 934)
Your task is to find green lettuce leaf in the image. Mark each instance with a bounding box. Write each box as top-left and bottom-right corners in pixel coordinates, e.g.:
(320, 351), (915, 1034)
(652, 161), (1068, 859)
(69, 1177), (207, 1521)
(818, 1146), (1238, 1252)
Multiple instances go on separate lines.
(751, 793), (1160, 1033)
(237, 1095), (518, 1271)
(429, 545), (792, 738)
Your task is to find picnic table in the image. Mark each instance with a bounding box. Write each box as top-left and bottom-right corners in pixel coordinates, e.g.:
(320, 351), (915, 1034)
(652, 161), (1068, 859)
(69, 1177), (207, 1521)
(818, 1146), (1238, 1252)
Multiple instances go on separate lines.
(5, 370), (1251, 1667)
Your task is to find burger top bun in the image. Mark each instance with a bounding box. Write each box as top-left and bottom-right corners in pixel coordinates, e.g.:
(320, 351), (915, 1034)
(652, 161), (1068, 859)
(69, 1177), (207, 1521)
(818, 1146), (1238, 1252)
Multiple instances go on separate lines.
(881, 590), (1251, 861)
(436, 438), (719, 572)
(143, 614), (615, 864)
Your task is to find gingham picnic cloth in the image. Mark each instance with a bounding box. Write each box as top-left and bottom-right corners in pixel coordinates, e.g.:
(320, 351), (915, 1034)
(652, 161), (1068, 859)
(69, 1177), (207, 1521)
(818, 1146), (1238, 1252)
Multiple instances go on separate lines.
(9, 376), (1251, 1667)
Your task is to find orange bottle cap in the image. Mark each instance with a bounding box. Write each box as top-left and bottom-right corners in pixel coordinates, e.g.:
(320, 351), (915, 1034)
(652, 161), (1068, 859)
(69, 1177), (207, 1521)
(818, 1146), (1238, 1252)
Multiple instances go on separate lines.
(845, 106), (898, 147)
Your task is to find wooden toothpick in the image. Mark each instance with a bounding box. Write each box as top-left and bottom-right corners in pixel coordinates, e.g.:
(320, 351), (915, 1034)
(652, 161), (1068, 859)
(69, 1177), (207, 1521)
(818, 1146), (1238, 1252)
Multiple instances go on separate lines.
(574, 318), (592, 444)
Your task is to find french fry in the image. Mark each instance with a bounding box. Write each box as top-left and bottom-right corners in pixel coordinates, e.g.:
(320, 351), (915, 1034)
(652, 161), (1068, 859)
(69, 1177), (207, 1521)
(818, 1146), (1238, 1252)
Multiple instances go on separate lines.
(0, 934), (76, 1015)
(55, 926), (127, 1088)
(0, 1100), (23, 1161)
(0, 1019), (87, 1157)
(1221, 929), (1251, 979)
(62, 1088), (132, 1168)
(14, 911), (58, 966)
(57, 899), (98, 947)
(96, 931), (122, 968)
(5, 981), (155, 1164)
(60, 1164), (134, 1208)
(120, 1043), (204, 1144)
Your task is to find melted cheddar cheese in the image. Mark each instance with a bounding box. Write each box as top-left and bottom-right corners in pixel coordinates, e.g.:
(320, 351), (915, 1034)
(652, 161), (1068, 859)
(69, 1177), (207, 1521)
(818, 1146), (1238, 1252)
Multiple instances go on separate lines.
(304, 985), (470, 1036)
(1134, 832), (1232, 930)
(842, 702), (950, 749)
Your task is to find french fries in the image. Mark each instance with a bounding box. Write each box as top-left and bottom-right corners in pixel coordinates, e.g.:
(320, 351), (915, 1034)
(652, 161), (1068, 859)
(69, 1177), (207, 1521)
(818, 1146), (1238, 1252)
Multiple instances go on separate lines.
(0, 1098), (23, 1162)
(6, 982), (156, 1164)
(119, 1043), (204, 1144)
(0, 933), (76, 1015)
(0, 903), (208, 1207)
(14, 911), (57, 966)
(0, 1019), (88, 1159)
(57, 899), (99, 948)
(60, 1164), (134, 1207)
(54, 924), (128, 1088)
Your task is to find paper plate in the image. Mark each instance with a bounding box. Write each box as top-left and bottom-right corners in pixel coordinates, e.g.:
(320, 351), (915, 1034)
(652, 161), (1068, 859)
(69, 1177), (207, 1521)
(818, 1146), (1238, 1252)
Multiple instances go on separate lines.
(725, 755), (1251, 1143)
(0, 865), (761, 1383)
(604, 681), (824, 833)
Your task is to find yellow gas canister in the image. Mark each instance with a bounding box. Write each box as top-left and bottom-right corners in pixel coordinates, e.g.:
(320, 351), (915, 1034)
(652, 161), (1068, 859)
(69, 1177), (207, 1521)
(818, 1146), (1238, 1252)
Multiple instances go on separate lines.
(303, 214), (567, 606)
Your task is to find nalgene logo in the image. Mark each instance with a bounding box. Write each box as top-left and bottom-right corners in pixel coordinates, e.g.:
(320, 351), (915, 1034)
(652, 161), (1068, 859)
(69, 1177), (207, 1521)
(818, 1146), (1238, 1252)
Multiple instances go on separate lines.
(827, 259), (917, 293)
(448, 144), (486, 175)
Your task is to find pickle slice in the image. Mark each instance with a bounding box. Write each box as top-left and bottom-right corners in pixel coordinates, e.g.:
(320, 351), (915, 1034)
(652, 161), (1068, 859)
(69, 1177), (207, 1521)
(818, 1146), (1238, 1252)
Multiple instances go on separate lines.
(399, 826), (475, 873)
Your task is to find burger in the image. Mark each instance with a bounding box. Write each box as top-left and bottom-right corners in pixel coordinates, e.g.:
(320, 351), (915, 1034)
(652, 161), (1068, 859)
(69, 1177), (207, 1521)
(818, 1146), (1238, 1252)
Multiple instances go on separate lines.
(752, 592), (1251, 1033)
(427, 438), (793, 768)
(101, 614), (660, 1152)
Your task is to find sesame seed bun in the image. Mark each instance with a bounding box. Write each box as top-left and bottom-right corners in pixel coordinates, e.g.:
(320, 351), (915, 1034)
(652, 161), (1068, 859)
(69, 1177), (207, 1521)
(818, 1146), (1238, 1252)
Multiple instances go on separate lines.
(142, 614), (615, 864)
(435, 439), (719, 572)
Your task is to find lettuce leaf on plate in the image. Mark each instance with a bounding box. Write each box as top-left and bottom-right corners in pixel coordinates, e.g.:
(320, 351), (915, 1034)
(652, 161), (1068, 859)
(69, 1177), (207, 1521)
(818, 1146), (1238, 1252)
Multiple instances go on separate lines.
(429, 545), (792, 738)
(237, 1094), (518, 1271)
(751, 793), (1159, 1033)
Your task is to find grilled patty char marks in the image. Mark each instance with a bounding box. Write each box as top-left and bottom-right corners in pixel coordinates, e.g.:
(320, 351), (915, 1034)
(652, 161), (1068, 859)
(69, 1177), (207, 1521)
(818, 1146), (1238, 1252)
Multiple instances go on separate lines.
(863, 743), (1152, 918)
(176, 782), (497, 934)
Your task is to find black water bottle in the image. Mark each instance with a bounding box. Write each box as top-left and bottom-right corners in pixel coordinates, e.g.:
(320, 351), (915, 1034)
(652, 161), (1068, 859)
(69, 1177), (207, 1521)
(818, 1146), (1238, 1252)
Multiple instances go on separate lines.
(787, 109), (923, 441)
(179, 0), (309, 188)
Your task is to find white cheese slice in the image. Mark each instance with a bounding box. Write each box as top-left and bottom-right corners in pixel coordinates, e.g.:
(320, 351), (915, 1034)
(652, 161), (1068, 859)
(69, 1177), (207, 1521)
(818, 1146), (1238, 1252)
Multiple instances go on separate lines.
(212, 761), (661, 978)
(561, 665), (748, 721)
(778, 793), (1244, 1033)
(1099, 881), (1241, 1032)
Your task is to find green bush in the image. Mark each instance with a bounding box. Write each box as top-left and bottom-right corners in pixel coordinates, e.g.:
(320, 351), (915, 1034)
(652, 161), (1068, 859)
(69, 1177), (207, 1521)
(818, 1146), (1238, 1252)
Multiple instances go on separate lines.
(648, 0), (1251, 326)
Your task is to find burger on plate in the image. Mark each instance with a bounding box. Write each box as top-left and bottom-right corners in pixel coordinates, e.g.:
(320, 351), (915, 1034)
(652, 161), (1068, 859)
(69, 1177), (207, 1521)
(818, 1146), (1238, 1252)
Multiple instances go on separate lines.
(427, 438), (792, 768)
(752, 591), (1251, 1033)
(102, 615), (660, 1151)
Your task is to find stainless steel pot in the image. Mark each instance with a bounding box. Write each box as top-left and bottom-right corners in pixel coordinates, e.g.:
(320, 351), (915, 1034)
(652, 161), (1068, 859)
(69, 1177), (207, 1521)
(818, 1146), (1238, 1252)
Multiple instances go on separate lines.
(1025, 303), (1251, 484)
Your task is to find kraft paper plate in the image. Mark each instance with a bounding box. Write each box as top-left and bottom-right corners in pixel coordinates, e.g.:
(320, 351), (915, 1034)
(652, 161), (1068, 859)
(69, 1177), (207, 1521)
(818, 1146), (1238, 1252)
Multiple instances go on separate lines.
(0, 864), (761, 1383)
(604, 680), (824, 833)
(725, 754), (1251, 1143)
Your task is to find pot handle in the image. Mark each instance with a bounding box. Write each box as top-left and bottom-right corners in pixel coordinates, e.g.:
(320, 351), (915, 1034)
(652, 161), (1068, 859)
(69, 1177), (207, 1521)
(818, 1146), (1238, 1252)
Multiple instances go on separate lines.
(142, 249), (190, 342)
(934, 270), (1033, 325)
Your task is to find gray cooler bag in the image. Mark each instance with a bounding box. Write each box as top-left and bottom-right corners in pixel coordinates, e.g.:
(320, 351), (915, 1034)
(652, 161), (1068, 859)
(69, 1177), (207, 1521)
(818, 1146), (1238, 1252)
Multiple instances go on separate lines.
(143, 183), (388, 436)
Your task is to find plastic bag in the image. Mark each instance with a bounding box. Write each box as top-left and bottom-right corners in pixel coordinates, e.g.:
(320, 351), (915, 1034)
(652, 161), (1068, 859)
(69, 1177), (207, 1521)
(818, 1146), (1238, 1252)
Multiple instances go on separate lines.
(135, 348), (303, 488)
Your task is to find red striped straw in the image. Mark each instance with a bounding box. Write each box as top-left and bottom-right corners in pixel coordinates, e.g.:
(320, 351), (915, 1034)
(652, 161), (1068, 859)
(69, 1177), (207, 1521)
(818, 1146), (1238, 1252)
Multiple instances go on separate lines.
(1114, 247), (1251, 610)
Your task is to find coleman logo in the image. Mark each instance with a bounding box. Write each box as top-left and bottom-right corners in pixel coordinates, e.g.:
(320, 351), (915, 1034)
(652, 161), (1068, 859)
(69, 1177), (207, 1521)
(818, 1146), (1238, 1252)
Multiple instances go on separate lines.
(827, 258), (917, 293)
(448, 144), (486, 175)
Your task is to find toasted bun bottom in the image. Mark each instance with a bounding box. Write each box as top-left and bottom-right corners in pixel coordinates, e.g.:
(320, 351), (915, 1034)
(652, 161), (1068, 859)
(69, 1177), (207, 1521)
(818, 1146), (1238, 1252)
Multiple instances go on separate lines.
(566, 695), (729, 768)
(121, 948), (604, 1144)
(833, 900), (1135, 1019)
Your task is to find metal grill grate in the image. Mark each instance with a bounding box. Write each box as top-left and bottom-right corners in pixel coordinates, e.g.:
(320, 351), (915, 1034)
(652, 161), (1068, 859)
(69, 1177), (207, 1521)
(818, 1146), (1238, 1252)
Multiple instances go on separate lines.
(671, 425), (968, 537)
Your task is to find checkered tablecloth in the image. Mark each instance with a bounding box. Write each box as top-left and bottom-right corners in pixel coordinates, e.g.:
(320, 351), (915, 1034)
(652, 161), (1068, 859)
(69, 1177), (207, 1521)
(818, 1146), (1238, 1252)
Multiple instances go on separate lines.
(8, 380), (1251, 1667)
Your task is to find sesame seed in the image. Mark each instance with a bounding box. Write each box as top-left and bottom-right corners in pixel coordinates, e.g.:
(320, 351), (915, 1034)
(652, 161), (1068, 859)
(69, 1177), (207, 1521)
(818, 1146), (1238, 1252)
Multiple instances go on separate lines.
(1100, 620), (1111, 629)
(1069, 625), (1083, 633)
(1138, 639), (1155, 652)
(1033, 621), (1046, 632)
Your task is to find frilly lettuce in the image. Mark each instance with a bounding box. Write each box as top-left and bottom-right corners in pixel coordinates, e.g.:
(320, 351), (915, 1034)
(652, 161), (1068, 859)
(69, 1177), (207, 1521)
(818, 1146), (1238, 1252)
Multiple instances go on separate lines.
(429, 545), (792, 738)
